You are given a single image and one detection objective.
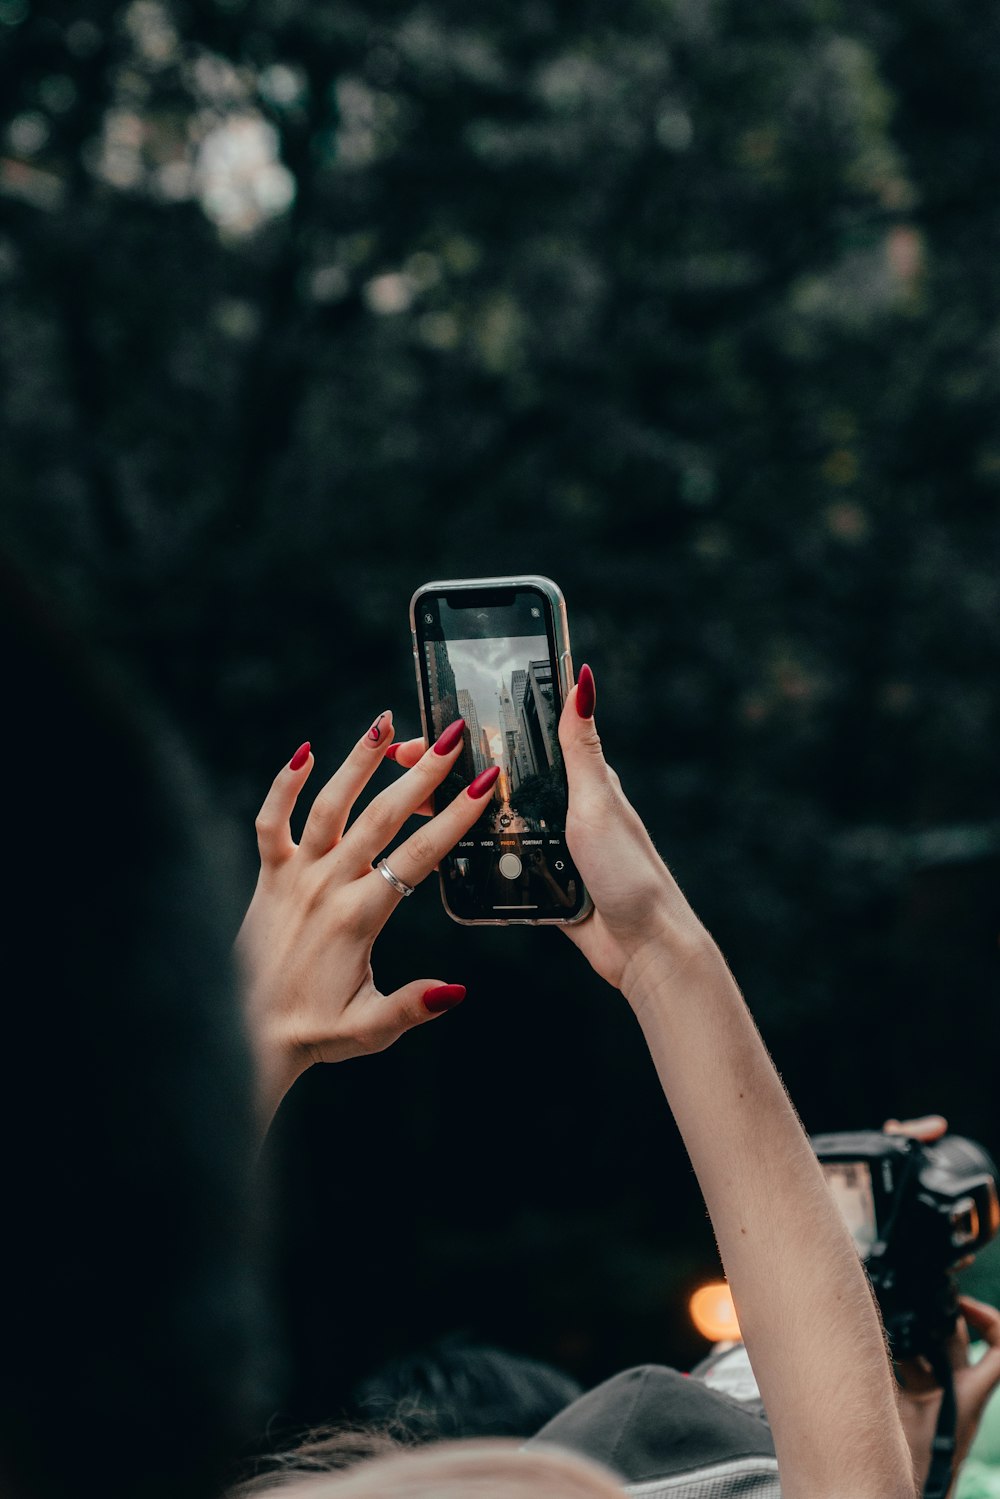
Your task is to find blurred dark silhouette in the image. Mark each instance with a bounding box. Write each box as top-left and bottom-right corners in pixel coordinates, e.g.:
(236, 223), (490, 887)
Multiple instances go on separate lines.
(0, 561), (268, 1499)
(352, 1335), (583, 1441)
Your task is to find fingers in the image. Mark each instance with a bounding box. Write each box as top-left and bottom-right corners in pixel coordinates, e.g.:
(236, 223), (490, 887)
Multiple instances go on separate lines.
(958, 1297), (1000, 1404)
(383, 978), (467, 1031)
(298, 711), (395, 859)
(385, 737), (426, 768)
(339, 718), (470, 866)
(323, 978), (467, 1061)
(366, 764), (501, 905)
(385, 736), (433, 816)
(254, 741), (314, 866)
(884, 1115), (949, 1142)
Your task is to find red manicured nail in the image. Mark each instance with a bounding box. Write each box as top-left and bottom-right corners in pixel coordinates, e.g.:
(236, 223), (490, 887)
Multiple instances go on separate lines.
(467, 764), (500, 799)
(289, 742), (311, 770)
(423, 983), (467, 1014)
(366, 711), (390, 746)
(433, 718), (466, 756)
(384, 742), (400, 761)
(575, 663), (596, 719)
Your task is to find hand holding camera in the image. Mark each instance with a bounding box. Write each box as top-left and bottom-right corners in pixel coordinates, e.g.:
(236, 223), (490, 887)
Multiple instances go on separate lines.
(873, 1117), (1000, 1498)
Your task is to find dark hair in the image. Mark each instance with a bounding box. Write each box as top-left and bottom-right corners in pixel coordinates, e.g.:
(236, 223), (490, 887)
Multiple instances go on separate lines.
(0, 566), (269, 1499)
(352, 1336), (583, 1443)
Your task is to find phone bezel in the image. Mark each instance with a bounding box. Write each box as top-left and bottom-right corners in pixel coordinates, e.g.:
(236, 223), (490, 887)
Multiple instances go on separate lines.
(409, 575), (592, 927)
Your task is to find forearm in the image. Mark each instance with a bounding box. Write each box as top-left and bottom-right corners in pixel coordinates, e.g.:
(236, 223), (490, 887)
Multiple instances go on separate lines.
(623, 927), (915, 1499)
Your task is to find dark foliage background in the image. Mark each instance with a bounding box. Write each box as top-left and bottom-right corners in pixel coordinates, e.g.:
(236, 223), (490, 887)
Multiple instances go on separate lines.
(2, 0), (998, 1435)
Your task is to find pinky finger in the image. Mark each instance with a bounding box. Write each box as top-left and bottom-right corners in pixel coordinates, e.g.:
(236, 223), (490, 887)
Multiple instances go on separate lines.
(254, 741), (313, 866)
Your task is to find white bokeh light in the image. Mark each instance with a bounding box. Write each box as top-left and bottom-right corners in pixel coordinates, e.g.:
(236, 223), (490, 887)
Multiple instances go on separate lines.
(194, 114), (295, 235)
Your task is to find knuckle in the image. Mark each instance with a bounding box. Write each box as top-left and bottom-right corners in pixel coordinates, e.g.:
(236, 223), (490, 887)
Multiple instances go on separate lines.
(307, 792), (335, 827)
(304, 798), (343, 851)
(403, 827), (435, 869)
(413, 755), (449, 793)
(346, 1017), (394, 1055)
(361, 795), (398, 843)
(254, 811), (277, 840)
(572, 768), (620, 825)
(339, 887), (375, 937)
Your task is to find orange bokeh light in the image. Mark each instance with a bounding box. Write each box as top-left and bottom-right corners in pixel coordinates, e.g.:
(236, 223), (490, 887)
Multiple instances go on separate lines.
(689, 1282), (742, 1342)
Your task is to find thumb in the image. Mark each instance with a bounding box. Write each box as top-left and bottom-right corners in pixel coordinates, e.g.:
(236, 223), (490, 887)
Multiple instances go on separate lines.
(379, 978), (468, 1038)
(559, 664), (608, 783)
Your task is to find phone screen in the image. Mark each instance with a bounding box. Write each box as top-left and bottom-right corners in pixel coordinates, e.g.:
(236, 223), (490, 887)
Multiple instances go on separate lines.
(413, 584), (586, 922)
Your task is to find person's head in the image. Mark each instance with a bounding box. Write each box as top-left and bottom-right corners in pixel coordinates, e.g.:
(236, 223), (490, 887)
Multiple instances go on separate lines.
(232, 1428), (403, 1494)
(246, 1440), (623, 1498)
(0, 565), (268, 1499)
(352, 1336), (583, 1441)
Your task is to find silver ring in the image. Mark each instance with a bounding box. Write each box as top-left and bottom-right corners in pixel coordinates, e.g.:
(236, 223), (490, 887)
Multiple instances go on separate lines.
(377, 859), (415, 898)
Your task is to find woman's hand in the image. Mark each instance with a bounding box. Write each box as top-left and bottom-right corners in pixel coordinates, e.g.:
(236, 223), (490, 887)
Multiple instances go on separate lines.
(235, 711), (499, 1125)
(557, 665), (712, 1002)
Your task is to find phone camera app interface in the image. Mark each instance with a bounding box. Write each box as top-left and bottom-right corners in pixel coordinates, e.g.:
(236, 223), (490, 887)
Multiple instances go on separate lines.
(419, 591), (583, 919)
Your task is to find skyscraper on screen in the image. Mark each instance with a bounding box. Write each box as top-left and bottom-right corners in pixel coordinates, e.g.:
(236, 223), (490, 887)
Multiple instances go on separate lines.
(456, 688), (486, 777)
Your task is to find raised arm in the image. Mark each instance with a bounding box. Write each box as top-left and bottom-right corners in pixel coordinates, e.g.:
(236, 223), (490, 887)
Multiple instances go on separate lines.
(558, 665), (915, 1499)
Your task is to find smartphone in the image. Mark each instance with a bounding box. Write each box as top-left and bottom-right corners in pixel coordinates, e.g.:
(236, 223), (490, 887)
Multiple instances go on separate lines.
(410, 576), (591, 925)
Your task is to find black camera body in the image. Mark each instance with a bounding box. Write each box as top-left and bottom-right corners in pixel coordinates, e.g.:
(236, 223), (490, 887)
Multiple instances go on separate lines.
(811, 1130), (1000, 1361)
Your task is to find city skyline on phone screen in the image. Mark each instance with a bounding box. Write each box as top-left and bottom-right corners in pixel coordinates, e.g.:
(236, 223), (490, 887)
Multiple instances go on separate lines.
(417, 595), (585, 920)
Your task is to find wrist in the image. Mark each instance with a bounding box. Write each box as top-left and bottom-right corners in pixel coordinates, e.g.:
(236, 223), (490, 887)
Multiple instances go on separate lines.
(243, 998), (314, 1121)
(619, 918), (725, 1018)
